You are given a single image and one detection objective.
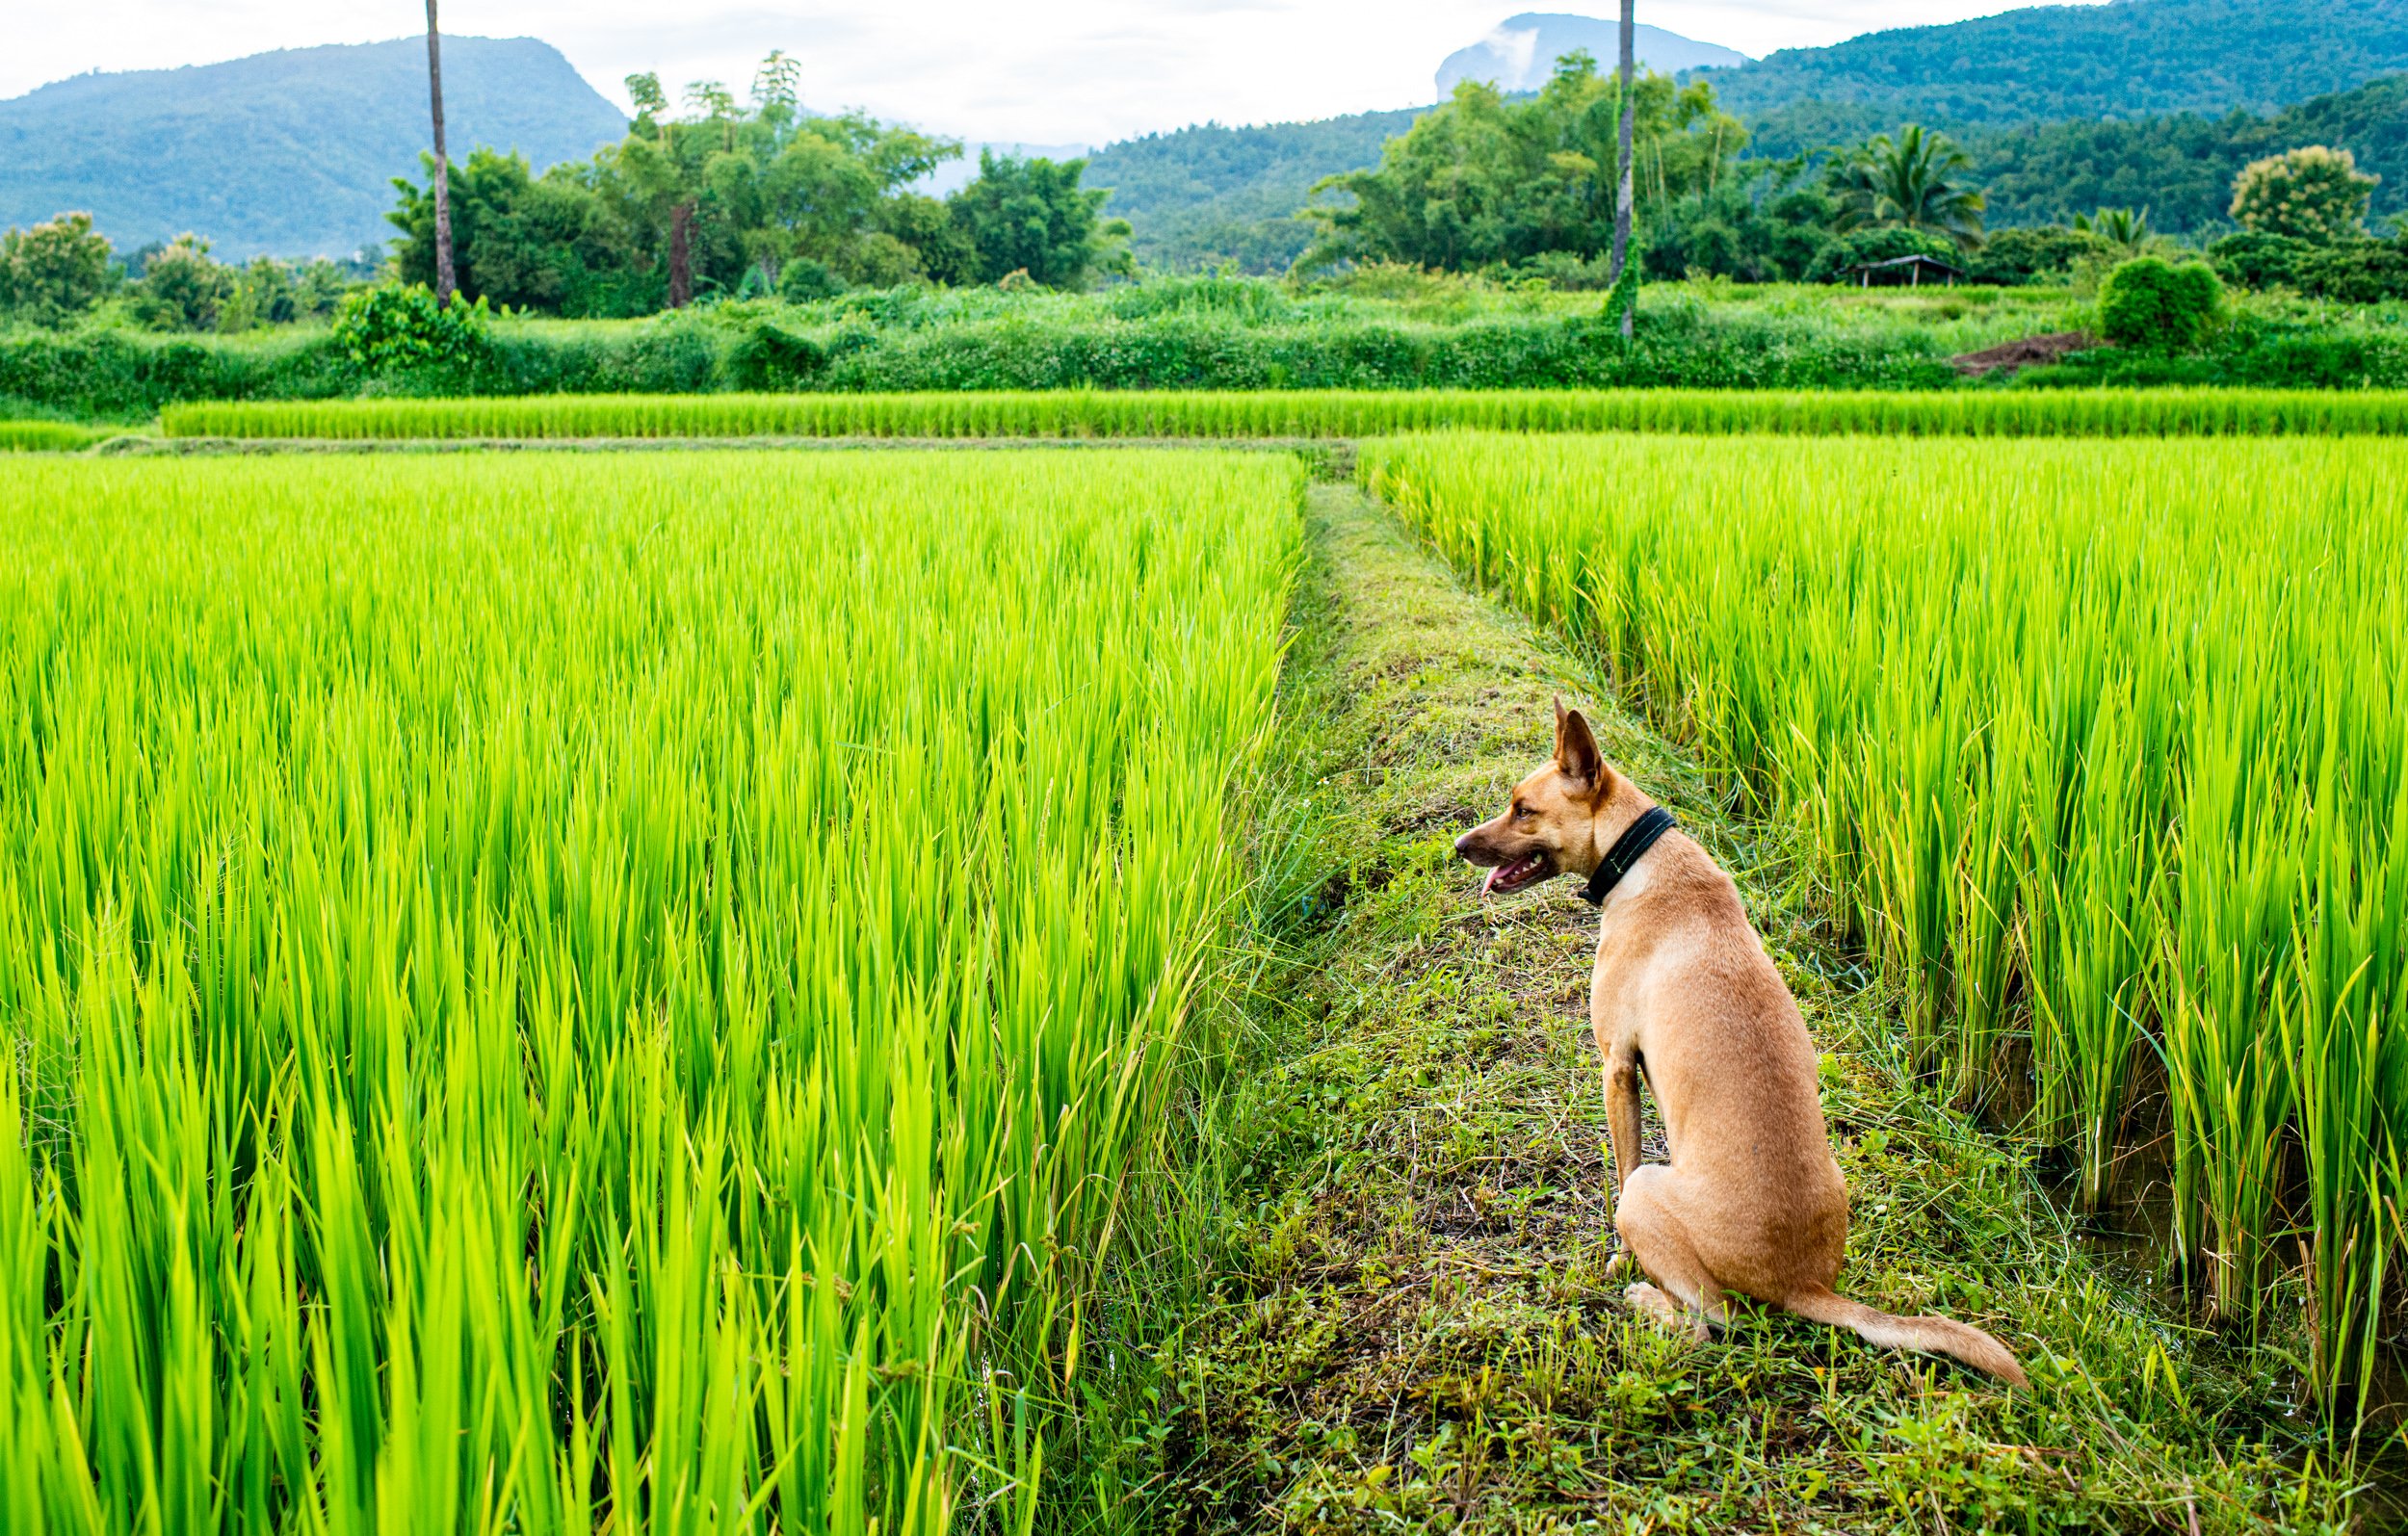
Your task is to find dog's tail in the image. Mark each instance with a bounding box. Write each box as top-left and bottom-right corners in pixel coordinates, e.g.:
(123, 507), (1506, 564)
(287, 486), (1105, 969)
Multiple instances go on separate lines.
(1784, 1287), (2028, 1388)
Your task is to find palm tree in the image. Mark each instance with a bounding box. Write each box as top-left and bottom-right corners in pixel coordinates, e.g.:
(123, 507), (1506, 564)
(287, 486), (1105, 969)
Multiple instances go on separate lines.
(424, 0), (456, 302)
(2074, 205), (2154, 253)
(1833, 125), (1986, 251)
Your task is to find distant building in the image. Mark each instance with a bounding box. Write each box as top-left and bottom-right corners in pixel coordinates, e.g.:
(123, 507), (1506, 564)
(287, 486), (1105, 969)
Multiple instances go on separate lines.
(1845, 253), (1970, 287)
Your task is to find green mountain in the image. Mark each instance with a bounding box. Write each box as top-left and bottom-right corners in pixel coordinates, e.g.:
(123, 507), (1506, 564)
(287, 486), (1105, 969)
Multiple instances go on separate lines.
(1709, 0), (2408, 130)
(1970, 73), (2408, 233)
(1086, 107), (1425, 272)
(0, 37), (627, 260)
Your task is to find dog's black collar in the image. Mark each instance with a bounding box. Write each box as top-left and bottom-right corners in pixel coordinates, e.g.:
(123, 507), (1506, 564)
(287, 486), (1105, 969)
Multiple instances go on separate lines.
(1580, 807), (1678, 906)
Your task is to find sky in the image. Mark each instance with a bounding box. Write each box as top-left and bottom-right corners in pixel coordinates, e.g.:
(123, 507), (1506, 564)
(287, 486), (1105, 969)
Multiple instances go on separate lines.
(5, 0), (2108, 146)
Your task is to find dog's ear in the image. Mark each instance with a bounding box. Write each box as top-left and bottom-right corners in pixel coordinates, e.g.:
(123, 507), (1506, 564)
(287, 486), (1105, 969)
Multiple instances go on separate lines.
(1555, 704), (1604, 790)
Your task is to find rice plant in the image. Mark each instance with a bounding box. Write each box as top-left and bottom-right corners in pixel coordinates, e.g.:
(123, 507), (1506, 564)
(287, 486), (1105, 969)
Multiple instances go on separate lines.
(0, 420), (112, 452)
(0, 448), (1301, 1530)
(161, 385), (2408, 443)
(1363, 430), (2408, 1415)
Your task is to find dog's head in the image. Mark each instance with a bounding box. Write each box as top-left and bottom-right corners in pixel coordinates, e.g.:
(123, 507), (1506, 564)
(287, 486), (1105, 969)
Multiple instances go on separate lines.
(1453, 698), (1623, 897)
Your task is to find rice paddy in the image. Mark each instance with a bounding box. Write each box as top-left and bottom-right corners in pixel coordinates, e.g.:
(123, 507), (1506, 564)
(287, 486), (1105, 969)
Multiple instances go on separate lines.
(1364, 430), (2408, 1421)
(0, 449), (1300, 1531)
(3, 414), (2400, 1530)
(160, 384), (2408, 443)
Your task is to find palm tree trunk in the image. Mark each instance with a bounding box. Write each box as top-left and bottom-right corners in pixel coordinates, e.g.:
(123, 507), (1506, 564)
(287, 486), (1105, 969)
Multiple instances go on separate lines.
(1610, 0), (1636, 338)
(668, 200), (694, 309)
(425, 0), (457, 303)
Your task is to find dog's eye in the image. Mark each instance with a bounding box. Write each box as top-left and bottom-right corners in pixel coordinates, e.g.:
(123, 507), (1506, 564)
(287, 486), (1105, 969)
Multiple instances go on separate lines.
(1512, 802), (1533, 820)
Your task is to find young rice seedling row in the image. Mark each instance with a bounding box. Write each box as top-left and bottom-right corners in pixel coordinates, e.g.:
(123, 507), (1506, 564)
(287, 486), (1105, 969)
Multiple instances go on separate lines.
(0, 449), (1299, 1532)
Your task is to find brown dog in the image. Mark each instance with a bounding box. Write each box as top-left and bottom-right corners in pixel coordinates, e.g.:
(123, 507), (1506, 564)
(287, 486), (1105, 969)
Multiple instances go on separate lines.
(1454, 701), (2028, 1387)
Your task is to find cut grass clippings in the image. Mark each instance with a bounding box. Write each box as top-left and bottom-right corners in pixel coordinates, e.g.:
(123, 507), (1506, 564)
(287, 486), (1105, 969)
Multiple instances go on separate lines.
(1149, 482), (2359, 1534)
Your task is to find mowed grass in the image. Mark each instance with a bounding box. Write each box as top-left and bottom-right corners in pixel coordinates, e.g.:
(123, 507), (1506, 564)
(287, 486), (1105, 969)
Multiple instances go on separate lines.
(0, 449), (1299, 1531)
(161, 385), (2408, 443)
(1364, 431), (2408, 1426)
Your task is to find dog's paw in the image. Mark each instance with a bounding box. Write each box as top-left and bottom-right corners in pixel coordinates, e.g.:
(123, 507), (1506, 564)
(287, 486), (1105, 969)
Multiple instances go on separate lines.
(1625, 1282), (1710, 1342)
(1602, 1247), (1632, 1281)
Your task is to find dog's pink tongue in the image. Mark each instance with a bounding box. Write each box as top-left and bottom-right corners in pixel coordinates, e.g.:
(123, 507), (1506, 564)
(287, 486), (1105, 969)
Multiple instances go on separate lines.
(1481, 864), (1503, 897)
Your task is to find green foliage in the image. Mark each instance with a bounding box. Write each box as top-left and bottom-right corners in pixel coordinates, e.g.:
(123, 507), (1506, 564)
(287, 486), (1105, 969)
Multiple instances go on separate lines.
(0, 212), (115, 327)
(2208, 230), (2317, 289)
(1830, 125), (1986, 251)
(773, 257), (844, 302)
(125, 235), (232, 331)
(330, 284), (492, 376)
(2097, 257), (2224, 351)
(1301, 59), (1746, 273)
(2072, 205), (2155, 252)
(2294, 239), (2408, 300)
(1804, 225), (1960, 283)
(2231, 144), (2380, 242)
(1643, 171), (1840, 283)
(1966, 225), (2113, 284)
(942, 152), (1129, 289)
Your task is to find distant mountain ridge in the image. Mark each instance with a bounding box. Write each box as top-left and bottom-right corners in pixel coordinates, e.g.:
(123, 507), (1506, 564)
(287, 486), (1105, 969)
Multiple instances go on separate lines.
(1437, 14), (1746, 96)
(1700, 0), (2408, 126)
(0, 37), (626, 259)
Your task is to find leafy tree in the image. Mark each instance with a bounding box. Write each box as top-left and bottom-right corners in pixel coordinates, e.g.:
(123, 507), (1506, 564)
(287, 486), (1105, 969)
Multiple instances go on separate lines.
(127, 235), (232, 330)
(2097, 256), (2222, 351)
(2072, 206), (2155, 253)
(2207, 230), (2315, 289)
(331, 282), (490, 374)
(2230, 145), (2378, 243)
(2293, 240), (2408, 300)
(1830, 126), (1985, 251)
(1643, 166), (1839, 282)
(943, 152), (1130, 288)
(0, 212), (115, 326)
(1965, 224), (2112, 284)
(387, 59), (967, 313)
(1300, 55), (1745, 273)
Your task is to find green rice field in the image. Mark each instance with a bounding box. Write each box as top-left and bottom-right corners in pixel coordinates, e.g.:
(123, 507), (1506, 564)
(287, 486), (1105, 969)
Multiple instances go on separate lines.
(3, 423), (2401, 1530)
(1365, 430), (2408, 1418)
(160, 385), (2408, 442)
(0, 450), (1298, 1531)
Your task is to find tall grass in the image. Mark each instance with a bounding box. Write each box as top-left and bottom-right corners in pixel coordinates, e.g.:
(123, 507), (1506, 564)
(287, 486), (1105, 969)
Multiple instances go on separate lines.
(0, 449), (1301, 1529)
(162, 386), (2408, 442)
(0, 420), (112, 452)
(1363, 430), (2408, 1419)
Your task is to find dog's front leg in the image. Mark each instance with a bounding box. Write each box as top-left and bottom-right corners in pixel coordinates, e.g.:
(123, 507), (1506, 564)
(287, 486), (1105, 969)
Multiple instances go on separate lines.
(1603, 1046), (1644, 1193)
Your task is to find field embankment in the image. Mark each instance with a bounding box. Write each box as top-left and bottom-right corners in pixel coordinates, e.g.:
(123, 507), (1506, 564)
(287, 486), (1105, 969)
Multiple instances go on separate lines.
(0, 449), (1300, 1530)
(1157, 482), (2357, 1531)
(160, 385), (2408, 441)
(1365, 431), (2408, 1424)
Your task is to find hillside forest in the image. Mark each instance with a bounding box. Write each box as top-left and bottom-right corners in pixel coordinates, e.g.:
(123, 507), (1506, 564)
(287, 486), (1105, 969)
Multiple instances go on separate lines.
(8, 45), (2408, 338)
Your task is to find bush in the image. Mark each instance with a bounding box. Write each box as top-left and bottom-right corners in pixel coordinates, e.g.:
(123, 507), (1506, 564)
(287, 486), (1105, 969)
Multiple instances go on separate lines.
(2294, 242), (2408, 302)
(2097, 257), (2223, 351)
(775, 259), (845, 303)
(1805, 226), (1960, 284)
(332, 284), (492, 377)
(1967, 225), (2112, 285)
(128, 235), (233, 331)
(0, 212), (116, 326)
(2208, 231), (2315, 291)
(723, 322), (829, 388)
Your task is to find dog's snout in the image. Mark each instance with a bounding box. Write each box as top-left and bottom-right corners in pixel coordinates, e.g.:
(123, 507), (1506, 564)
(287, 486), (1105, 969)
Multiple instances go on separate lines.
(1453, 831), (1476, 857)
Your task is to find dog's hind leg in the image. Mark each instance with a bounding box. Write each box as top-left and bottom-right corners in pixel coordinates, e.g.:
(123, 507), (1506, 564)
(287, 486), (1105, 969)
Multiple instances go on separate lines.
(1612, 1165), (1726, 1341)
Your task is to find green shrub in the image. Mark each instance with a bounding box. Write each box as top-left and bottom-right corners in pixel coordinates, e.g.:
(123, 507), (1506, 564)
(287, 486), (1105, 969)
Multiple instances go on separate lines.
(1967, 225), (2112, 285)
(775, 259), (845, 303)
(331, 284), (492, 376)
(723, 322), (830, 388)
(2097, 257), (2223, 351)
(2208, 231), (2315, 291)
(2294, 242), (2408, 303)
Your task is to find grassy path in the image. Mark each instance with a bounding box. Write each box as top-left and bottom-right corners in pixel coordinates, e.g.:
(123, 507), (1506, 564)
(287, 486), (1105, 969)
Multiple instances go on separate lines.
(1156, 482), (2355, 1533)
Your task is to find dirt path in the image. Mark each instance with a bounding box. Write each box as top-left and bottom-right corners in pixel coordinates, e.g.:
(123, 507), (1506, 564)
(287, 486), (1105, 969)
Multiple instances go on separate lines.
(1156, 482), (2350, 1534)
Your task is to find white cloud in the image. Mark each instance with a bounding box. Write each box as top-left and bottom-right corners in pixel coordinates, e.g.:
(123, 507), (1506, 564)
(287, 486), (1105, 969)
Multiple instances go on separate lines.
(2, 1), (2110, 145)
